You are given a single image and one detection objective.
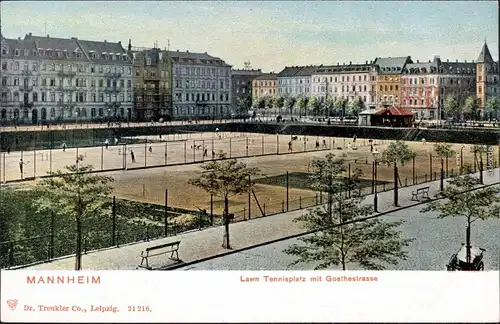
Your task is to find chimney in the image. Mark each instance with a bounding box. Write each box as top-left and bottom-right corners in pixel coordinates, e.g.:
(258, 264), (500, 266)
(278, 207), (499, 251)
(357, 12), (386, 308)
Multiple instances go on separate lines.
(186, 50), (189, 53)
(104, 40), (107, 43)
(47, 34), (49, 38)
(465, 60), (467, 63)
(349, 61), (352, 65)
(428, 60), (431, 63)
(29, 32), (32, 36)
(343, 62), (345, 65)
(128, 39), (131, 52)
(472, 60), (474, 63)
(447, 59), (449, 62)
(18, 37), (20, 40)
(365, 60), (368, 64)
(456, 59), (458, 63)
(417, 60), (419, 63)
(118, 41), (121, 45)
(337, 62), (339, 66)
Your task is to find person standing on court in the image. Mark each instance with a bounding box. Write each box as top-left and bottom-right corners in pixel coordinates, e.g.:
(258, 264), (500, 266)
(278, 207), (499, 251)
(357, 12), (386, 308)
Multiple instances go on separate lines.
(19, 159), (25, 176)
(149, 145), (152, 153)
(288, 141), (293, 152)
(130, 150), (136, 163)
(62, 142), (67, 152)
(105, 139), (109, 150)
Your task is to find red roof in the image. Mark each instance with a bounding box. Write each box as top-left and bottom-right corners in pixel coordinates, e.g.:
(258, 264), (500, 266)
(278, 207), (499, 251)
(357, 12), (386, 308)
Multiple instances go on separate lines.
(374, 107), (414, 116)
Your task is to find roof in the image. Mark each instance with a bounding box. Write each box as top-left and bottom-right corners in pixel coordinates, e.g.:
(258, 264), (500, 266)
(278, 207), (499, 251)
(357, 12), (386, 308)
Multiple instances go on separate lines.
(373, 56), (412, 74)
(315, 63), (371, 74)
(77, 39), (128, 63)
(359, 108), (385, 115)
(403, 60), (439, 74)
(277, 66), (303, 77)
(254, 73), (277, 81)
(1, 37), (37, 58)
(374, 107), (414, 116)
(476, 42), (494, 63)
(167, 50), (231, 67)
(26, 34), (81, 53)
(131, 48), (168, 66)
(440, 61), (476, 74)
(294, 66), (318, 76)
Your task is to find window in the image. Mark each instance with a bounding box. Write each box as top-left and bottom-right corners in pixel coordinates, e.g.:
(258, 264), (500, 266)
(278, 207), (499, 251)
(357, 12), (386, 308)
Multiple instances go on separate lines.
(50, 92), (55, 102)
(14, 78), (19, 86)
(14, 62), (19, 70)
(395, 85), (398, 91)
(120, 80), (124, 88)
(15, 49), (20, 56)
(1, 62), (7, 70)
(1, 77), (6, 86)
(99, 79), (103, 88)
(127, 80), (131, 88)
(33, 92), (38, 102)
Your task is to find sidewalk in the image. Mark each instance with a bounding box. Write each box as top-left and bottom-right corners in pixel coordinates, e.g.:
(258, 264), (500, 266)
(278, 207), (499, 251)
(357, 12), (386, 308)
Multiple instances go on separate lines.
(23, 169), (500, 270)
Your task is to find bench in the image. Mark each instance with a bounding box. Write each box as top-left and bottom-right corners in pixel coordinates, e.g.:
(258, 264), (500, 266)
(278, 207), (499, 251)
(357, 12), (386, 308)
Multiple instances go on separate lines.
(138, 241), (181, 270)
(411, 186), (430, 201)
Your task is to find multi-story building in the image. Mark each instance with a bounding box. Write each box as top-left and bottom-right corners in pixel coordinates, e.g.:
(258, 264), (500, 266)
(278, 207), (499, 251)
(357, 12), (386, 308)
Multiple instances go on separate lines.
(476, 42), (499, 114)
(373, 56), (413, 107)
(129, 42), (173, 121)
(170, 50), (232, 119)
(0, 32), (133, 124)
(439, 59), (476, 118)
(277, 65), (315, 98)
(401, 57), (441, 120)
(311, 61), (375, 105)
(401, 56), (476, 120)
(231, 68), (262, 114)
(252, 73), (277, 102)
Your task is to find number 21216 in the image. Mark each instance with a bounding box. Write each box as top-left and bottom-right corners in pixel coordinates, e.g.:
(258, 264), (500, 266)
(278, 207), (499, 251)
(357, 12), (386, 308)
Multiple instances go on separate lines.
(128, 306), (151, 312)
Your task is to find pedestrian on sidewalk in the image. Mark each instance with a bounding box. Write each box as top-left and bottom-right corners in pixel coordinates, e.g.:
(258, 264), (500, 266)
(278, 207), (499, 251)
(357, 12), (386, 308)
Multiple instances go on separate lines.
(62, 142), (66, 152)
(315, 140), (320, 149)
(288, 141), (293, 152)
(130, 150), (136, 163)
(105, 139), (109, 150)
(204, 148), (208, 157)
(149, 145), (152, 153)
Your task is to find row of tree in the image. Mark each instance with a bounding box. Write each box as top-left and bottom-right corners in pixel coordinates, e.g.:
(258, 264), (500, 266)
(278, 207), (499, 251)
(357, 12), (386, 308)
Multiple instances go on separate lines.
(443, 95), (500, 121)
(240, 94), (366, 118)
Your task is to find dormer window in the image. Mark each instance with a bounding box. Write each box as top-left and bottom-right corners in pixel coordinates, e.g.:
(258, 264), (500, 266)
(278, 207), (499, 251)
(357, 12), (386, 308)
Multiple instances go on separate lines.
(38, 49), (44, 56)
(56, 50), (61, 57)
(15, 49), (20, 56)
(1, 48), (6, 55)
(32, 50), (37, 56)
(146, 57), (152, 65)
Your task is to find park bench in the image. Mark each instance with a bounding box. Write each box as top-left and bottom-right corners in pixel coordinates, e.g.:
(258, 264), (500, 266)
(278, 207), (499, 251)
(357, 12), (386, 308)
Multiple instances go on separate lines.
(138, 240), (181, 270)
(411, 186), (430, 201)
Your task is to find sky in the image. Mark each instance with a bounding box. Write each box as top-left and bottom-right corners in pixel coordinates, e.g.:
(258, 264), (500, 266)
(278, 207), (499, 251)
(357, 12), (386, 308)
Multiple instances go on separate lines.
(1, 1), (498, 72)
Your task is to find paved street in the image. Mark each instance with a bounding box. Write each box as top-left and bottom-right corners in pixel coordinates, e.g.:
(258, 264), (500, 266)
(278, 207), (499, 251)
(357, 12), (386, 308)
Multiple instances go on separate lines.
(179, 203), (500, 271)
(22, 169), (500, 271)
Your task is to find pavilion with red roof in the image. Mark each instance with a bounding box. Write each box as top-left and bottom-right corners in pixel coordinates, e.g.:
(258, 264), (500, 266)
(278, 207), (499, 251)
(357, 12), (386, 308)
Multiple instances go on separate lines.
(358, 106), (415, 127)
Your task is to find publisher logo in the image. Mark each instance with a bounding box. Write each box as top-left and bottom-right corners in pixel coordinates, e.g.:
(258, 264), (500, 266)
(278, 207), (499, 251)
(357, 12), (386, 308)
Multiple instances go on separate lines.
(7, 299), (18, 311)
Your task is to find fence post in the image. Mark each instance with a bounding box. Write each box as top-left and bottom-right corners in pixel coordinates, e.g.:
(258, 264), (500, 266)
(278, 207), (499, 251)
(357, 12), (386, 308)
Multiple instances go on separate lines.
(276, 135), (279, 155)
(315, 193), (318, 204)
(299, 196), (302, 209)
(33, 149), (36, 179)
(429, 153), (432, 181)
(210, 194), (214, 226)
(246, 137), (249, 156)
(263, 203), (266, 217)
(262, 136), (264, 155)
(164, 141), (168, 165)
(405, 178), (407, 187)
(146, 226), (150, 242)
(286, 171), (289, 211)
(50, 211), (55, 259)
(248, 175), (252, 219)
(184, 141), (187, 163)
(425, 174), (427, 182)
(412, 155), (415, 185)
(229, 138), (232, 158)
(144, 142), (147, 167)
(112, 196), (116, 246)
(164, 189), (168, 236)
(281, 201), (284, 212)
(100, 145), (103, 171)
(20, 150), (24, 180)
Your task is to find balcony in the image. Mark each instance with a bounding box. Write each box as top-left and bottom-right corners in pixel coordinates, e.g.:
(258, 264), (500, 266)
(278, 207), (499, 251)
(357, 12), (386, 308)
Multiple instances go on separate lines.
(57, 71), (76, 78)
(56, 101), (76, 108)
(56, 86), (76, 92)
(104, 72), (122, 79)
(19, 85), (33, 92)
(105, 101), (121, 108)
(104, 86), (120, 93)
(21, 70), (33, 76)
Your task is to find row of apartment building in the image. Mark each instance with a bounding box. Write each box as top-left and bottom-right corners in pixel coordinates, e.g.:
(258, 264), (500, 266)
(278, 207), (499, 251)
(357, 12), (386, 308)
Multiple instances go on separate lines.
(0, 33), (233, 124)
(1, 31), (498, 123)
(252, 43), (499, 120)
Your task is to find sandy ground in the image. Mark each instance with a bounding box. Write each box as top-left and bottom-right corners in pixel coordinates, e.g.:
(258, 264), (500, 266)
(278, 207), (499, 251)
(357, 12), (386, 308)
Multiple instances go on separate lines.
(1, 131), (496, 220)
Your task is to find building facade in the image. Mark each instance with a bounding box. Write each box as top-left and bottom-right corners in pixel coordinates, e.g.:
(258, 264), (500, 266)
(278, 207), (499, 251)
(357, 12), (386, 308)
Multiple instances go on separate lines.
(476, 42), (499, 113)
(129, 43), (173, 121)
(277, 66), (315, 98)
(311, 61), (375, 105)
(252, 73), (277, 102)
(0, 33), (133, 124)
(170, 50), (232, 119)
(373, 56), (413, 107)
(401, 58), (441, 120)
(231, 68), (262, 114)
(439, 59), (476, 118)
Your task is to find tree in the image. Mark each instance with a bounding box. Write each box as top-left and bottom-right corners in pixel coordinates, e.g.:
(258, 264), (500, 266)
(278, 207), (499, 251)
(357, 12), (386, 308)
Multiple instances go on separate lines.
(296, 95), (309, 117)
(463, 96), (479, 121)
(323, 95), (335, 118)
(236, 95), (252, 115)
(334, 97), (348, 119)
(188, 153), (260, 249)
(275, 96), (285, 114)
(307, 96), (322, 116)
(284, 154), (413, 270)
(33, 163), (114, 270)
(381, 140), (416, 166)
(443, 95), (460, 120)
(485, 97), (500, 121)
(421, 173), (500, 265)
(434, 143), (455, 158)
(347, 96), (364, 118)
(284, 96), (296, 117)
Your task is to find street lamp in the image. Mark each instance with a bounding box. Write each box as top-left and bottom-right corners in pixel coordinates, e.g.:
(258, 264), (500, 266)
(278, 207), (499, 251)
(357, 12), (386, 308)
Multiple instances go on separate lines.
(372, 149), (380, 212)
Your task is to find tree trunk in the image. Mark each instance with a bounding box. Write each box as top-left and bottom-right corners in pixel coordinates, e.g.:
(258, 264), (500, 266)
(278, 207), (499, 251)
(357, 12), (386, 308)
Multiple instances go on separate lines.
(75, 199), (82, 270)
(222, 196), (230, 249)
(466, 217), (471, 265)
